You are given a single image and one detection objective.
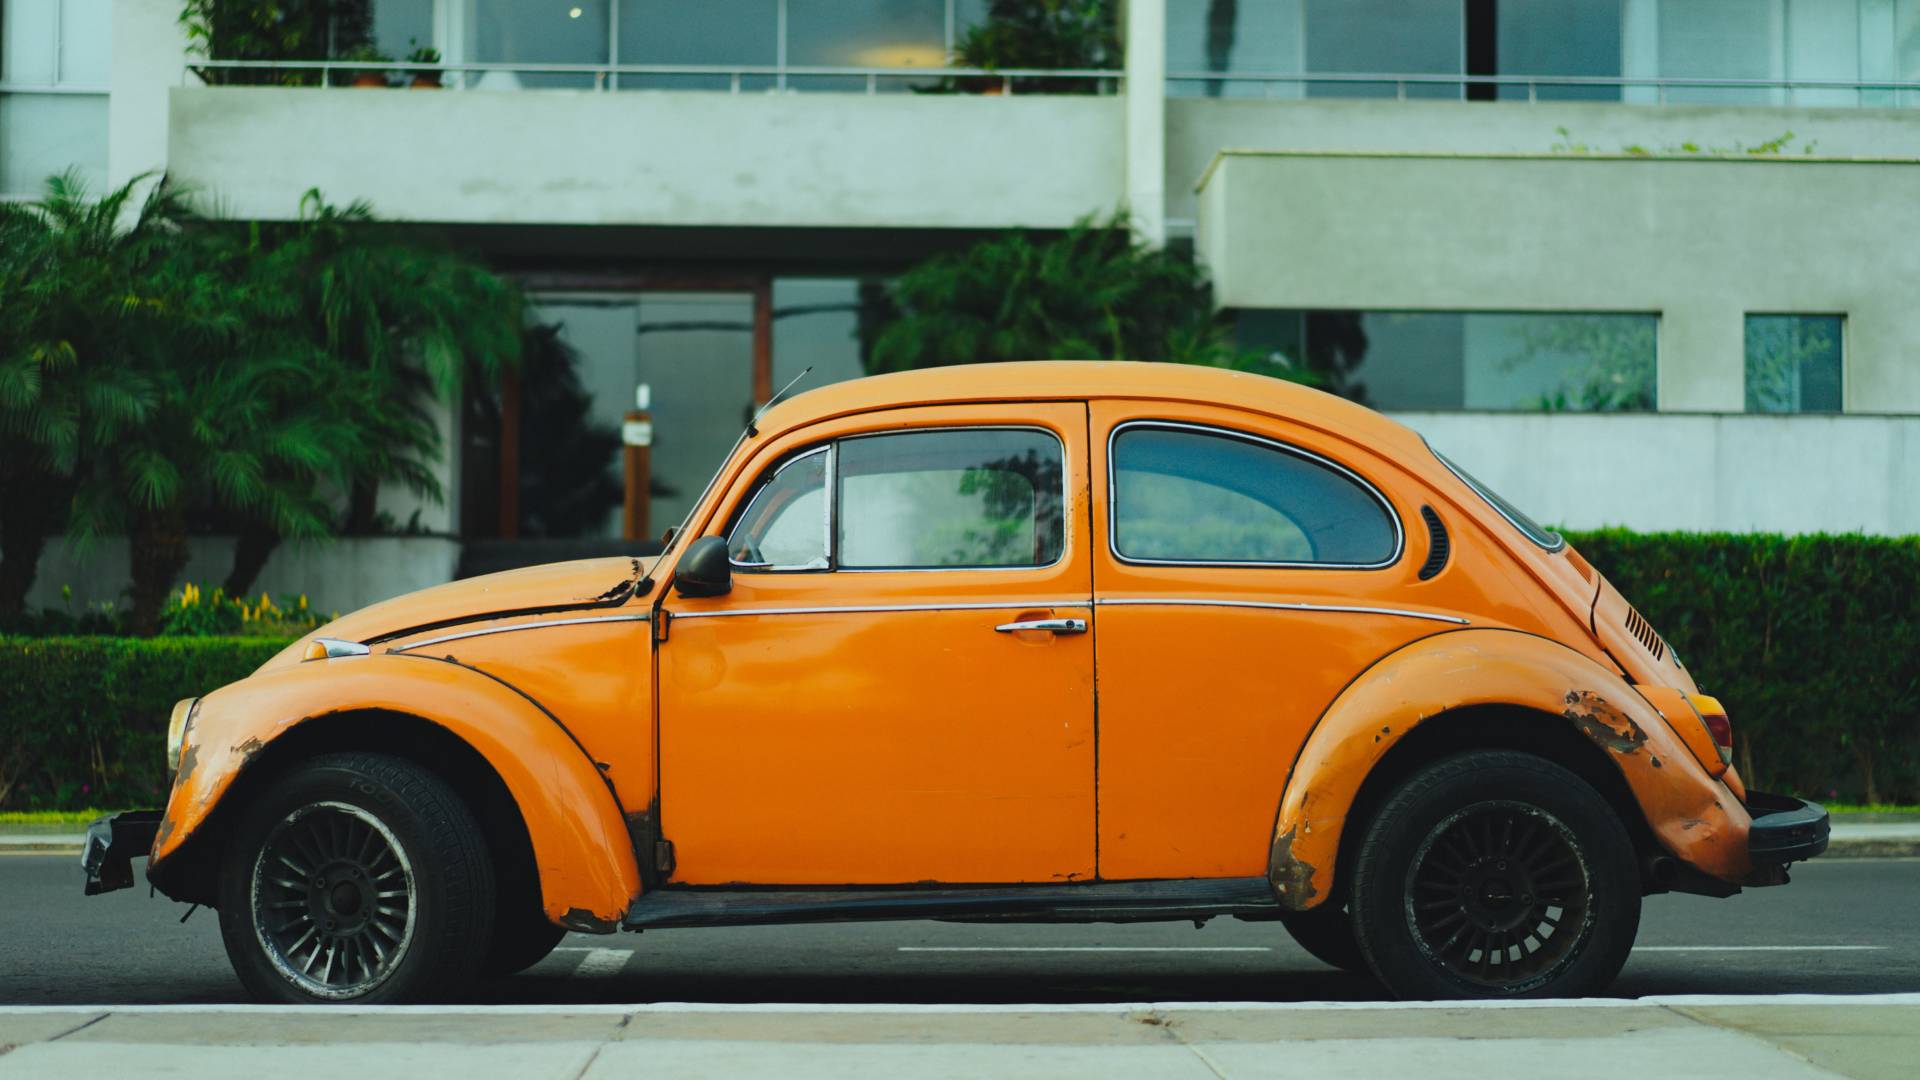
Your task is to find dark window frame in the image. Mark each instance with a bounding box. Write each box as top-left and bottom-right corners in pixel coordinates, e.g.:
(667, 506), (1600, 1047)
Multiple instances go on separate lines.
(1106, 420), (1405, 571)
(723, 424), (1071, 575)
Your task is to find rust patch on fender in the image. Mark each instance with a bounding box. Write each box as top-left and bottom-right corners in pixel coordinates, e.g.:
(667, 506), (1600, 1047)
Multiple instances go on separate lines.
(1563, 690), (1650, 755)
(1268, 824), (1319, 907)
(589, 559), (646, 604)
(558, 907), (620, 934)
(170, 740), (200, 792)
(232, 736), (267, 764)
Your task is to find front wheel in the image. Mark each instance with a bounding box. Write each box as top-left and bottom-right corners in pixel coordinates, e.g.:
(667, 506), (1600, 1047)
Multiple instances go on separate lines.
(1349, 750), (1641, 999)
(216, 752), (496, 1003)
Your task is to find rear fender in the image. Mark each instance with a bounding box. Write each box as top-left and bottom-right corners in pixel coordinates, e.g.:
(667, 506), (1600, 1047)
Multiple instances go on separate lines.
(154, 653), (641, 931)
(1268, 629), (1751, 910)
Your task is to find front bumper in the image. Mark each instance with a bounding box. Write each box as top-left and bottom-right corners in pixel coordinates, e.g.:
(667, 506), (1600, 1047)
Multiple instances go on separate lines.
(1744, 790), (1829, 881)
(80, 810), (162, 896)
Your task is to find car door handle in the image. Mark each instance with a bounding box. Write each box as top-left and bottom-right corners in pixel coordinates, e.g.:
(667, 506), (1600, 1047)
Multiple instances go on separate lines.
(994, 617), (1087, 634)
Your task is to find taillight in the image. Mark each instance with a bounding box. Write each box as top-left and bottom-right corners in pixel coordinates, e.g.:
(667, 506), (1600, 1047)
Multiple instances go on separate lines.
(1689, 694), (1734, 764)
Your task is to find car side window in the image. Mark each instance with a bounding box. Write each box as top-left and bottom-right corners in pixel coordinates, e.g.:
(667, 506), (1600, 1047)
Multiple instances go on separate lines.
(1110, 424), (1400, 568)
(727, 447), (829, 570)
(838, 429), (1065, 569)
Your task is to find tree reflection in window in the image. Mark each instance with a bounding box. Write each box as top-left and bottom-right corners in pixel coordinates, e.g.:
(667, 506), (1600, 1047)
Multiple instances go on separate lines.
(838, 430), (1064, 569)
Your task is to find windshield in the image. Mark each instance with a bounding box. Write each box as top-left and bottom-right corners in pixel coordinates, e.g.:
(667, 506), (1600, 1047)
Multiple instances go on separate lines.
(1428, 444), (1565, 552)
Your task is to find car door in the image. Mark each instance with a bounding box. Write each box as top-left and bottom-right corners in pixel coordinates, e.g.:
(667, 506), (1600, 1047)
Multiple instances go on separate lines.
(657, 403), (1096, 886)
(1089, 400), (1456, 881)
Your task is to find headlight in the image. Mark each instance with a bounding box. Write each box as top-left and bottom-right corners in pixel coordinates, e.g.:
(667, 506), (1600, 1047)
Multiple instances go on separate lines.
(167, 697), (198, 774)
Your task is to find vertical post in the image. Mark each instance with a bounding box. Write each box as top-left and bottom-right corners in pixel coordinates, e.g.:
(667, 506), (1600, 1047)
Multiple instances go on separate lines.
(498, 370), (521, 539)
(1123, 0), (1167, 247)
(622, 386), (653, 541)
(752, 277), (775, 405)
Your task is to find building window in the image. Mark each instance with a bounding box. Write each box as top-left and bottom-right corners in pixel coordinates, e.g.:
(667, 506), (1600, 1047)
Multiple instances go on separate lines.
(1745, 314), (1843, 413)
(1304, 0), (1463, 99)
(1238, 311), (1658, 413)
(1493, 0), (1622, 101)
(0, 0), (109, 195)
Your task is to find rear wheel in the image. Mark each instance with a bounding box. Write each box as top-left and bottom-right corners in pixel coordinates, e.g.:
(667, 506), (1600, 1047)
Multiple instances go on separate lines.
(483, 905), (567, 977)
(216, 752), (495, 1003)
(1349, 750), (1640, 999)
(1279, 904), (1366, 974)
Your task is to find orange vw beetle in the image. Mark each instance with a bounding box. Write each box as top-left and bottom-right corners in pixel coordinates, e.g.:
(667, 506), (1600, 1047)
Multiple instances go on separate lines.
(82, 362), (1827, 1002)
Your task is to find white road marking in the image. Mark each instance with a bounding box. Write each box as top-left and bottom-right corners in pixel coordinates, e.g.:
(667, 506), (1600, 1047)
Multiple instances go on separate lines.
(572, 948), (632, 978)
(898, 946), (1272, 953)
(1633, 945), (1885, 952)
(3, 993), (1920, 1015)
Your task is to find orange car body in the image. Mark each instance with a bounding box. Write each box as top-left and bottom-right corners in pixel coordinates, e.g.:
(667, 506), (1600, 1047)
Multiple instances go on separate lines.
(145, 362), (1788, 932)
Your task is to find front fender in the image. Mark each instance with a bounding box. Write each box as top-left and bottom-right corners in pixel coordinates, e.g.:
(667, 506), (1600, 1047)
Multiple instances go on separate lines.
(153, 653), (641, 930)
(1268, 629), (1751, 910)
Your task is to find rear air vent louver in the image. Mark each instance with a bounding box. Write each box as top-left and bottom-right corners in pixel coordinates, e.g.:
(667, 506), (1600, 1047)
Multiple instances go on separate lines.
(1417, 505), (1449, 580)
(1624, 604), (1666, 662)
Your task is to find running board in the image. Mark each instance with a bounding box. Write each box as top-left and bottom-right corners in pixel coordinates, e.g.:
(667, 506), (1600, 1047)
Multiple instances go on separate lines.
(621, 877), (1280, 930)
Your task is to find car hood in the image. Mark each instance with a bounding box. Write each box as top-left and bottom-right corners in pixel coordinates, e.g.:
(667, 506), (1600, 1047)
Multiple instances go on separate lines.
(263, 556), (659, 671)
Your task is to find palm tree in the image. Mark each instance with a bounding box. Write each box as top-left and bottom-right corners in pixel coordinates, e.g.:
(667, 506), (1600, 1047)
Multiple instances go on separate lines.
(256, 192), (522, 542)
(0, 174), (174, 617)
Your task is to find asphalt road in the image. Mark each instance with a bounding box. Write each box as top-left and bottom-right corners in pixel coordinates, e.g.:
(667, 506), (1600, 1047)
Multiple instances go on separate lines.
(3, 853), (1915, 1005)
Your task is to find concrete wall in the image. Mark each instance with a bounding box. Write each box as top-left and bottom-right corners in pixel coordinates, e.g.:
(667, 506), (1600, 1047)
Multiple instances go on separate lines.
(1166, 97), (1920, 227)
(1396, 412), (1920, 536)
(166, 88), (1125, 228)
(26, 537), (462, 617)
(1197, 151), (1920, 414)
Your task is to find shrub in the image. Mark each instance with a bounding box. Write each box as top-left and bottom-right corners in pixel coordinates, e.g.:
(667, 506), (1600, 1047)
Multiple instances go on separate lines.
(1565, 530), (1920, 804)
(0, 636), (290, 811)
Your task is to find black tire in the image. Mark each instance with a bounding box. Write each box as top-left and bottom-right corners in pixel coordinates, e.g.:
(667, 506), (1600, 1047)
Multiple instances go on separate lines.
(1349, 750), (1640, 1000)
(216, 751), (496, 1004)
(483, 904), (567, 977)
(1279, 904), (1367, 974)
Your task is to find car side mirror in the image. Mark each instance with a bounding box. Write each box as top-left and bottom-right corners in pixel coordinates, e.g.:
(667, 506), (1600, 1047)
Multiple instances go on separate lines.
(673, 536), (732, 598)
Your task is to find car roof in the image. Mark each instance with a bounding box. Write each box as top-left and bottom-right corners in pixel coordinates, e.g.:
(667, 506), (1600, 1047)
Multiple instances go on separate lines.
(757, 361), (1427, 459)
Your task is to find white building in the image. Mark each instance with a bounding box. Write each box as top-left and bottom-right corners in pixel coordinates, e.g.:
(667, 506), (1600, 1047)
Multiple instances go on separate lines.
(7, 0), (1917, 608)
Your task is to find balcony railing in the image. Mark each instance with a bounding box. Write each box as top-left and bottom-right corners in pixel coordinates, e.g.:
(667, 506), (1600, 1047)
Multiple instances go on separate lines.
(189, 60), (1123, 96)
(1168, 70), (1920, 106)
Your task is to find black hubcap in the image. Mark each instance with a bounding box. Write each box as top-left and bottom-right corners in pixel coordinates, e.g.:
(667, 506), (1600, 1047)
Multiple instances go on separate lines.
(1405, 801), (1593, 990)
(253, 803), (414, 997)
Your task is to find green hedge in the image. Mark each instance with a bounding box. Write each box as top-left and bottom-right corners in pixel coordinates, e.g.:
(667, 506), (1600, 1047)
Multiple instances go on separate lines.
(1564, 530), (1920, 804)
(1, 532), (1915, 811)
(0, 637), (292, 812)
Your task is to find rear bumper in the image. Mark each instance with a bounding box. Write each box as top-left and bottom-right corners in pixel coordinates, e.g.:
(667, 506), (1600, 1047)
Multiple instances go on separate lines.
(1743, 790), (1829, 881)
(80, 810), (162, 896)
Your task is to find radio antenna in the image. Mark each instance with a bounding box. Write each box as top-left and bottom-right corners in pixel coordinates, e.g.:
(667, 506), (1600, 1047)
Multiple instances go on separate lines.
(746, 366), (813, 437)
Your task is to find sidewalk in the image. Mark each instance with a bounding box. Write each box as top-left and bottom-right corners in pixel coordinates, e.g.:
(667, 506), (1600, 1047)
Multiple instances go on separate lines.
(0, 996), (1913, 1079)
(13, 815), (1920, 856)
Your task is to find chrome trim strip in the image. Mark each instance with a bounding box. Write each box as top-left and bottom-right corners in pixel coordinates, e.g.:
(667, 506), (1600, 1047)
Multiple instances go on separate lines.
(1425, 439), (1567, 553)
(672, 600), (1090, 620)
(1105, 419), (1406, 571)
(1095, 597), (1468, 625)
(389, 613), (653, 652)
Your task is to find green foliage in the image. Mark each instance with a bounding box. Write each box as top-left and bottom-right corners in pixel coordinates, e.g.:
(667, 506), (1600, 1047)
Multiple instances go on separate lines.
(955, 0), (1118, 93)
(0, 636), (291, 810)
(1, 173), (521, 628)
(157, 582), (330, 638)
(1565, 529), (1920, 804)
(180, 1), (374, 85)
(869, 213), (1314, 384)
(1553, 126), (1818, 157)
